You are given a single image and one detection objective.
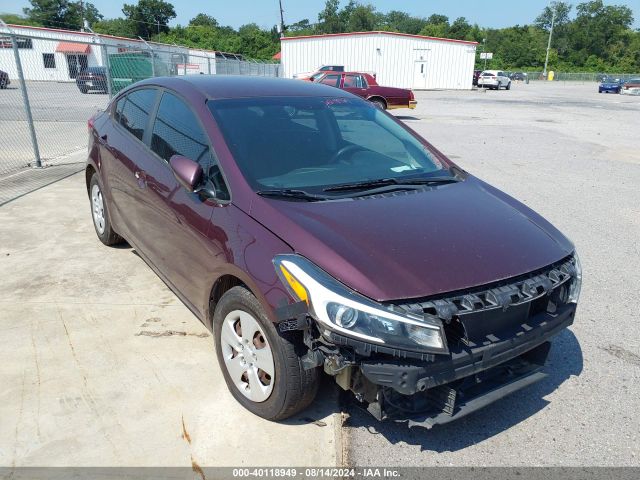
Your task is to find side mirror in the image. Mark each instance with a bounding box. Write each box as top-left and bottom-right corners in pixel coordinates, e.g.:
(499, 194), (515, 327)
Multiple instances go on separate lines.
(169, 155), (203, 192)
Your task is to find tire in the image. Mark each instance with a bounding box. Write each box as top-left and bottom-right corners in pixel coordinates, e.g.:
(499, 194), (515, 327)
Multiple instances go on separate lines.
(89, 173), (123, 246)
(214, 286), (319, 420)
(506, 82), (511, 90)
(370, 98), (387, 110)
(0, 79), (6, 89)
(79, 85), (88, 94)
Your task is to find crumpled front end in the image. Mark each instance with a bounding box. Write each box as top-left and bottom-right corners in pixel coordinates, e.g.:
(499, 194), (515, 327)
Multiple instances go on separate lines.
(276, 255), (579, 428)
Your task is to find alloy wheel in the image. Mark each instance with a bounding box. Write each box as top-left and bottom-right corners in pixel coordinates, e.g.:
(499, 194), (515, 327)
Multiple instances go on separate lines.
(220, 310), (275, 402)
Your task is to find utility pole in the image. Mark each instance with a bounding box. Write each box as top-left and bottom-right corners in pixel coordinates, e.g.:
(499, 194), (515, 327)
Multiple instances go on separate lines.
(278, 0), (285, 37)
(79, 0), (85, 31)
(543, 4), (557, 79)
(482, 38), (487, 70)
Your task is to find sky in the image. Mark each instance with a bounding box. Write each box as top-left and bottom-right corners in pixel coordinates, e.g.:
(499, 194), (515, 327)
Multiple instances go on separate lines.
(1, 0), (639, 30)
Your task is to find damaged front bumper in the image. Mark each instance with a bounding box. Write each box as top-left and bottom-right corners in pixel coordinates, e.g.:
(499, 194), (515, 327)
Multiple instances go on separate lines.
(276, 259), (577, 428)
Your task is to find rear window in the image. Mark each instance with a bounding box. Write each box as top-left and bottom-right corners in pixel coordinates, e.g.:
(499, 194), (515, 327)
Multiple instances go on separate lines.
(114, 88), (157, 141)
(86, 67), (105, 74)
(481, 72), (494, 77)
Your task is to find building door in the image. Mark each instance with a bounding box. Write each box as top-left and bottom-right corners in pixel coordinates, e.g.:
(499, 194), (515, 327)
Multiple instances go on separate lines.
(413, 61), (427, 89)
(66, 54), (88, 79)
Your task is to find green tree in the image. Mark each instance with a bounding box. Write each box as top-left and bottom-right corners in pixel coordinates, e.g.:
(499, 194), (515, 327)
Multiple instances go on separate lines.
(346, 4), (377, 32)
(318, 0), (342, 33)
(0, 12), (42, 26)
(122, 0), (176, 38)
(93, 18), (136, 37)
(189, 13), (218, 28)
(381, 10), (426, 34)
(23, 0), (102, 30)
(448, 17), (472, 39)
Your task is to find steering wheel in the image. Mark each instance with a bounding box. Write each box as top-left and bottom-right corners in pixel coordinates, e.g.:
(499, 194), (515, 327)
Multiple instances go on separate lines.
(329, 144), (367, 164)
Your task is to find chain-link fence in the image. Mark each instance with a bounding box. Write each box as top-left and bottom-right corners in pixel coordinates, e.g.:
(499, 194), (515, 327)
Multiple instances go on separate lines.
(0, 24), (281, 188)
(522, 71), (640, 82)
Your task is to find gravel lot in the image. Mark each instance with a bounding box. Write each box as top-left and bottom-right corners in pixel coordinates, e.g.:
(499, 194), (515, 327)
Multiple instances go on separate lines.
(344, 82), (640, 466)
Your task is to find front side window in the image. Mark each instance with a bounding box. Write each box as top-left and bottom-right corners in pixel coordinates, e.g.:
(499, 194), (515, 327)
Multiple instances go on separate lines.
(320, 74), (341, 87)
(209, 97), (450, 194)
(115, 88), (157, 141)
(151, 92), (229, 200)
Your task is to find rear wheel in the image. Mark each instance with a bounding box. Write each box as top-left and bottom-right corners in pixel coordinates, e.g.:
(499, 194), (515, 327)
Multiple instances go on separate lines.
(89, 174), (123, 246)
(506, 81), (511, 90)
(370, 98), (387, 110)
(0, 78), (6, 89)
(79, 85), (88, 94)
(214, 286), (319, 420)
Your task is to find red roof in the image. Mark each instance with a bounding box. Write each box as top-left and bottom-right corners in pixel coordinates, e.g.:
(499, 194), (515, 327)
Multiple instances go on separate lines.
(282, 30), (478, 46)
(55, 42), (91, 54)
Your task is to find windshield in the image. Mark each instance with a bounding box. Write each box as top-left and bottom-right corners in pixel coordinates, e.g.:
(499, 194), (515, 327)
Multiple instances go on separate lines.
(208, 96), (451, 194)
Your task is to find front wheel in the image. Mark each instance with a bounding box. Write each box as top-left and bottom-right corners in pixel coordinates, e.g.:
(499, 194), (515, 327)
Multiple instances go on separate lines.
(214, 286), (319, 420)
(506, 82), (511, 90)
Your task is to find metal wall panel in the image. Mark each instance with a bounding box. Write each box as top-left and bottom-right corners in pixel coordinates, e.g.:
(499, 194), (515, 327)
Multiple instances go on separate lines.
(281, 33), (476, 90)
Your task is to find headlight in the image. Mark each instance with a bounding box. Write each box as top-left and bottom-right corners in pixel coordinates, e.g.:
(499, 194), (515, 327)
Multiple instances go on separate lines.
(273, 255), (448, 354)
(568, 251), (582, 303)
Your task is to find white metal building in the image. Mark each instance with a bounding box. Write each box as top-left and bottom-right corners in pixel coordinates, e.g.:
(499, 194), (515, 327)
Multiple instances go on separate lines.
(281, 31), (477, 90)
(0, 24), (219, 82)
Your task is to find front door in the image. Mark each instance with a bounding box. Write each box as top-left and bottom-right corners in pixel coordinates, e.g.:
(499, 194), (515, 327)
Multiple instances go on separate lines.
(413, 61), (427, 90)
(140, 90), (229, 309)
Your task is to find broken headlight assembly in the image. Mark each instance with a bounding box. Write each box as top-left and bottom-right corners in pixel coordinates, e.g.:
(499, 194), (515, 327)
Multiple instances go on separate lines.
(273, 254), (448, 355)
(568, 251), (582, 303)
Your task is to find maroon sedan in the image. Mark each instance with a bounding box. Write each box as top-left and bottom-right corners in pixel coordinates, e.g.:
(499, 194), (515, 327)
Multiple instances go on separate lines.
(86, 75), (581, 425)
(315, 71), (416, 110)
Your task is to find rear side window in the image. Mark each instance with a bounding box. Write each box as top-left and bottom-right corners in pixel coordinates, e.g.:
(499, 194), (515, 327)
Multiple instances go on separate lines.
(320, 74), (341, 87)
(343, 75), (365, 88)
(151, 92), (229, 199)
(114, 89), (157, 141)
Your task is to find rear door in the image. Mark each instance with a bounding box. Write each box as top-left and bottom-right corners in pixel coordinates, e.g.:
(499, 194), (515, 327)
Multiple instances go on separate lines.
(342, 74), (368, 99)
(100, 87), (159, 243)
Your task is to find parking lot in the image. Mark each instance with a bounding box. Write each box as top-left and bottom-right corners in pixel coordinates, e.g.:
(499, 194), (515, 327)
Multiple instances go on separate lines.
(0, 80), (639, 468)
(0, 81), (108, 173)
(347, 82), (640, 466)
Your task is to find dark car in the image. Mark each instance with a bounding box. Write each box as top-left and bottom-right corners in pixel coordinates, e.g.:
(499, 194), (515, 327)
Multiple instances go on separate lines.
(315, 71), (416, 110)
(0, 69), (10, 89)
(472, 69), (481, 86)
(76, 66), (108, 94)
(86, 76), (581, 425)
(510, 72), (527, 81)
(598, 78), (624, 94)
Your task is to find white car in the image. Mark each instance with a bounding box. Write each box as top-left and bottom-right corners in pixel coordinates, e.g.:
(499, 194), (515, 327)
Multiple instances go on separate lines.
(478, 70), (512, 90)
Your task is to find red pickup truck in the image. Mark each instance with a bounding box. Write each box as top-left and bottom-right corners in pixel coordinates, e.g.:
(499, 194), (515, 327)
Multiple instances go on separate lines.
(314, 71), (417, 110)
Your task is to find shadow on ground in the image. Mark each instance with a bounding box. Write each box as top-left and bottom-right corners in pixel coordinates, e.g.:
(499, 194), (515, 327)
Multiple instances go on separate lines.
(343, 328), (583, 452)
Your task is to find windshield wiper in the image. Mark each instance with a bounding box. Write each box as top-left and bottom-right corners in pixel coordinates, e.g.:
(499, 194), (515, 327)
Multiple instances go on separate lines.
(323, 176), (460, 192)
(256, 189), (328, 202)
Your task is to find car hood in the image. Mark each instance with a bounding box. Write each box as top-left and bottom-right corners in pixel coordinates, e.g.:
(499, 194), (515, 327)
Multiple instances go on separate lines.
(249, 176), (574, 302)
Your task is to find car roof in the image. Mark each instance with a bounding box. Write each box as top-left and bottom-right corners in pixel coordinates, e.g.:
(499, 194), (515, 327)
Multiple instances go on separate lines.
(134, 75), (354, 100)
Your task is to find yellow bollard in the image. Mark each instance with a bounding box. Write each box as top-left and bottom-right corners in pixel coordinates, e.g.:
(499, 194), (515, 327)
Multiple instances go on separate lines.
(548, 71), (555, 81)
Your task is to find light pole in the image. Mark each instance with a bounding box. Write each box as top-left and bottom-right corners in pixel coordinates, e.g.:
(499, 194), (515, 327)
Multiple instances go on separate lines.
(543, 4), (557, 79)
(482, 38), (487, 70)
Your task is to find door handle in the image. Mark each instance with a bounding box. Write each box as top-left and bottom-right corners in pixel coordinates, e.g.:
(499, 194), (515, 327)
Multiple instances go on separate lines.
(134, 170), (147, 188)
